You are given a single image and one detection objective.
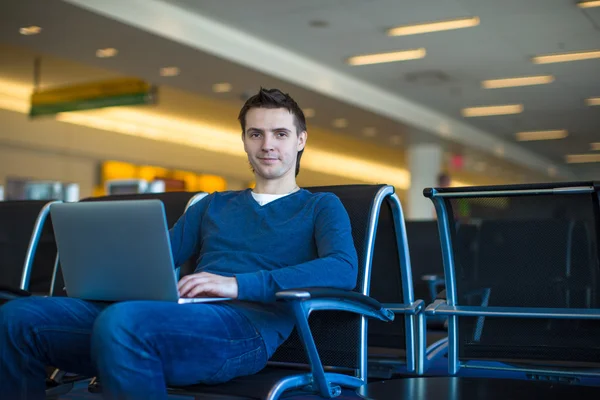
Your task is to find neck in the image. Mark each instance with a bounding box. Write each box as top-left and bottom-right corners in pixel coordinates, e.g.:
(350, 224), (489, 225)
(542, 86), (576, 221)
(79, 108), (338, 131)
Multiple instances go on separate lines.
(253, 178), (299, 195)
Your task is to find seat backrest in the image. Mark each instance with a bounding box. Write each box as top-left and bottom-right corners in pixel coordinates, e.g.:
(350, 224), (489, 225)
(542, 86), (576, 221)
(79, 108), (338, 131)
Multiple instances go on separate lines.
(0, 200), (57, 293)
(405, 220), (444, 302)
(270, 184), (410, 370)
(80, 192), (203, 227)
(429, 182), (600, 367)
(367, 199), (409, 351)
(51, 192), (205, 295)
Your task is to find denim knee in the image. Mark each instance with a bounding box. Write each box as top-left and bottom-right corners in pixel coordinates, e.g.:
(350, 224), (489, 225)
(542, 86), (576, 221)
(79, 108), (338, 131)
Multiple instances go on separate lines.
(91, 302), (149, 357)
(0, 298), (38, 335)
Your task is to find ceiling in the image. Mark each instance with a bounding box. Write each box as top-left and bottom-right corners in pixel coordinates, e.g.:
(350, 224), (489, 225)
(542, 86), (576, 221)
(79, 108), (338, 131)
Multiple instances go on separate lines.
(0, 0), (593, 182)
(160, 0), (600, 178)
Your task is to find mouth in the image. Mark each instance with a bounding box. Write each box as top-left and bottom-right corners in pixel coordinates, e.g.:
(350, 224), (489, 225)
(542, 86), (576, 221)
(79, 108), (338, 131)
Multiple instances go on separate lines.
(258, 157), (279, 164)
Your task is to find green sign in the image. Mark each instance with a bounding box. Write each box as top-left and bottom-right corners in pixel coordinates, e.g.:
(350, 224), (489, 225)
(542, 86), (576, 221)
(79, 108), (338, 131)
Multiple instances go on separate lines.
(29, 78), (157, 118)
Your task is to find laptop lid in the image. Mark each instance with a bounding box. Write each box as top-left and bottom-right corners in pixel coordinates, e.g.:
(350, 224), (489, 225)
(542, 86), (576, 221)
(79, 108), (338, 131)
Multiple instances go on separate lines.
(51, 200), (181, 302)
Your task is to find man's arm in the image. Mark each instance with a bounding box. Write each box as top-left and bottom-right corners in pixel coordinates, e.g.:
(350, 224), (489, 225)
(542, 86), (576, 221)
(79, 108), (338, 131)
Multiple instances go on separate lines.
(168, 196), (210, 267)
(235, 194), (358, 302)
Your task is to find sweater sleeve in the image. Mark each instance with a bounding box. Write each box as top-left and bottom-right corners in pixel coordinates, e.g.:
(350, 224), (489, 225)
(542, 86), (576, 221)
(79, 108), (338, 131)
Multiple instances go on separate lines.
(235, 194), (359, 302)
(168, 195), (210, 267)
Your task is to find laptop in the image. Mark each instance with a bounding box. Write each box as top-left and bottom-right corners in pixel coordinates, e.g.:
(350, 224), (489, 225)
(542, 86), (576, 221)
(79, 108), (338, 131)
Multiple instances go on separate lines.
(50, 200), (231, 304)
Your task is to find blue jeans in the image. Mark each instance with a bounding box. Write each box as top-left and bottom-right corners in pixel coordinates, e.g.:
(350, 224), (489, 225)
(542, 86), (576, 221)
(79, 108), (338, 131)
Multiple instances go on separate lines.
(0, 297), (267, 400)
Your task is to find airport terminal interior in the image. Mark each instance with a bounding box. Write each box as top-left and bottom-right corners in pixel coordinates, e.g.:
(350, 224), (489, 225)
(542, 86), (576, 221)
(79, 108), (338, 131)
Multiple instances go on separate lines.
(1, 0), (600, 399)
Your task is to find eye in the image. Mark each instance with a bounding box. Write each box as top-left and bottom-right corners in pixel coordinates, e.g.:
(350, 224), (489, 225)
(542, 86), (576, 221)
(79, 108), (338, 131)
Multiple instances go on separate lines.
(276, 131), (289, 138)
(249, 132), (261, 138)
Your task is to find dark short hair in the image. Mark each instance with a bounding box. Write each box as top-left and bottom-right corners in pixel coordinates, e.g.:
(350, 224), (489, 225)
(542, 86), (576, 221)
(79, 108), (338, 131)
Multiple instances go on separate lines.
(238, 88), (306, 176)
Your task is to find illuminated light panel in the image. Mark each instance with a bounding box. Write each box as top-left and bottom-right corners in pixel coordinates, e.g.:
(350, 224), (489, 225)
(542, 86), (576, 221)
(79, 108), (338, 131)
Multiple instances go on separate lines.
(461, 104), (523, 117)
(577, 1), (600, 8)
(332, 118), (348, 128)
(303, 108), (316, 118)
(516, 130), (568, 141)
(586, 97), (600, 106)
(532, 50), (600, 64)
(96, 48), (118, 58)
(482, 75), (554, 89)
(347, 49), (426, 66)
(566, 154), (600, 163)
(212, 83), (232, 93)
(160, 67), (180, 77)
(19, 26), (42, 35)
(303, 149), (410, 189)
(362, 127), (377, 137)
(388, 17), (480, 36)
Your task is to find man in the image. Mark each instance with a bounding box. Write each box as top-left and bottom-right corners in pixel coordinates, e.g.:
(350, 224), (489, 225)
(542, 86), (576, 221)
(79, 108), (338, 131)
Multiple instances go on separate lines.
(0, 88), (358, 399)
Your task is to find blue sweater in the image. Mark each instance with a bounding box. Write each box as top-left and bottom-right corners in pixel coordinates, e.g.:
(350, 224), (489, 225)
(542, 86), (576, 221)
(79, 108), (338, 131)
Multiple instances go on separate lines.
(169, 189), (358, 357)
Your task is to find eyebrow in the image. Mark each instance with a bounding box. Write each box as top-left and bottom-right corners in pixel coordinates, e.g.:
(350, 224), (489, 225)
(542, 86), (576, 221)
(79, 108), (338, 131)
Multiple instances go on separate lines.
(247, 127), (292, 133)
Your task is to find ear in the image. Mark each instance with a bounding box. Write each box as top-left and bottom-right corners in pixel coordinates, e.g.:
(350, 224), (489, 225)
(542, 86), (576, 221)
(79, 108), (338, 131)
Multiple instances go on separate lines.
(297, 130), (307, 151)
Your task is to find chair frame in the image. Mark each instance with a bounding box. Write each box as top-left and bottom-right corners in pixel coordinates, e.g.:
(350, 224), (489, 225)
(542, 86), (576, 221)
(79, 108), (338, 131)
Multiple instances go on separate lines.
(0, 200), (62, 294)
(423, 181), (600, 378)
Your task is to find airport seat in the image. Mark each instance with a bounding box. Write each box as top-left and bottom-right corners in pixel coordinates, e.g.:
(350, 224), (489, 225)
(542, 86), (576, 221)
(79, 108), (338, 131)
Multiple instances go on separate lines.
(424, 181), (600, 385)
(0, 200), (59, 303)
(90, 184), (405, 399)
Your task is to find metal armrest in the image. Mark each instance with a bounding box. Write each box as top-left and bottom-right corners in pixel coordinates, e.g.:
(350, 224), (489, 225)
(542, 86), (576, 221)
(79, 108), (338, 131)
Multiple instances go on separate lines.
(426, 301), (600, 320)
(276, 288), (394, 322)
(0, 285), (32, 301)
(383, 300), (424, 316)
(425, 299), (448, 315)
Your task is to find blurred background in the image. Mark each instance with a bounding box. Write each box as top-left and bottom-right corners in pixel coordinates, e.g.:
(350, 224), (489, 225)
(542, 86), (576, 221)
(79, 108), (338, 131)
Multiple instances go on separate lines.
(0, 0), (598, 218)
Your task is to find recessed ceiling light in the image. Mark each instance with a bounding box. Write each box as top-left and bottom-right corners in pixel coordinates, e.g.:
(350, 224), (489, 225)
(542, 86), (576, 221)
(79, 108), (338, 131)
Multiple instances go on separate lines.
(96, 48), (118, 58)
(482, 75), (554, 89)
(566, 154), (600, 163)
(586, 97), (600, 106)
(362, 127), (377, 137)
(332, 118), (348, 128)
(494, 145), (505, 157)
(516, 130), (568, 141)
(212, 83), (232, 93)
(19, 26), (42, 35)
(532, 50), (600, 64)
(309, 20), (329, 28)
(547, 166), (558, 177)
(160, 67), (180, 77)
(303, 108), (316, 118)
(390, 135), (403, 145)
(461, 104), (523, 117)
(387, 17), (480, 36)
(347, 48), (426, 66)
(577, 1), (600, 8)
(591, 143), (600, 151)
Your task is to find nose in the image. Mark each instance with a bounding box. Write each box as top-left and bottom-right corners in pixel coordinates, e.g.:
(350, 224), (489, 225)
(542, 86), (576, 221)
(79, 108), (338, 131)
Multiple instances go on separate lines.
(261, 135), (275, 152)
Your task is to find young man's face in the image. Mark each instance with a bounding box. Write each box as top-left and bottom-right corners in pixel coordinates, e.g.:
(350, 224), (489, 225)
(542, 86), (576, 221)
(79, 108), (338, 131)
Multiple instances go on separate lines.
(243, 107), (307, 182)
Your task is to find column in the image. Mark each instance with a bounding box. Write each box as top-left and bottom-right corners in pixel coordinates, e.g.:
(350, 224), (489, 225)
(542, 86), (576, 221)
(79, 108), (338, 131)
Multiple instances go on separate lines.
(407, 143), (443, 220)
